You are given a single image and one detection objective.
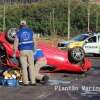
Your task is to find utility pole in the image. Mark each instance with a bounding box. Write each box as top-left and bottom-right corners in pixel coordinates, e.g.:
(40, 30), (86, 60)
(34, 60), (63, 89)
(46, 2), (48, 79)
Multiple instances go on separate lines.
(49, 12), (52, 34)
(96, 10), (99, 32)
(3, 0), (6, 32)
(82, 0), (91, 32)
(52, 8), (55, 34)
(87, 1), (90, 32)
(68, 0), (70, 40)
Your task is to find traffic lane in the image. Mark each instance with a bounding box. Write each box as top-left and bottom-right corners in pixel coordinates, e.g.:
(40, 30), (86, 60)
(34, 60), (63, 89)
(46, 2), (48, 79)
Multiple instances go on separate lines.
(41, 57), (100, 100)
(0, 85), (54, 100)
(46, 57), (100, 100)
(89, 57), (100, 68)
(0, 57), (100, 100)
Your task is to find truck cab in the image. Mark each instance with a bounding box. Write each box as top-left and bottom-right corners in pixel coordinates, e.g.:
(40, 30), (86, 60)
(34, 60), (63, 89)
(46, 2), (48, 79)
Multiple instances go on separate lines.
(83, 33), (100, 54)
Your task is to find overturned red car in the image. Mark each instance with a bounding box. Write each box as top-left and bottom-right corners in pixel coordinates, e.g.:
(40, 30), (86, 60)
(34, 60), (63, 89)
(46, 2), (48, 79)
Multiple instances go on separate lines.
(0, 28), (92, 73)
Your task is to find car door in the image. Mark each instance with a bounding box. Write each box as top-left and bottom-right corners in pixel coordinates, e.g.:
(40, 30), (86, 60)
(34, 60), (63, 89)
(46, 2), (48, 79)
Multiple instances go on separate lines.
(83, 36), (99, 54)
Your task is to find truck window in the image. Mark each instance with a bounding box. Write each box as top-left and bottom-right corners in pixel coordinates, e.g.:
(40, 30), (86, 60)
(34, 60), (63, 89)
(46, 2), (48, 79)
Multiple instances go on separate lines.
(88, 36), (96, 43)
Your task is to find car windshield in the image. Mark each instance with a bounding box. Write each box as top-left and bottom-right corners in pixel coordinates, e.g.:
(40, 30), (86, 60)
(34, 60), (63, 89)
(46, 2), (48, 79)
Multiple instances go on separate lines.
(72, 34), (89, 41)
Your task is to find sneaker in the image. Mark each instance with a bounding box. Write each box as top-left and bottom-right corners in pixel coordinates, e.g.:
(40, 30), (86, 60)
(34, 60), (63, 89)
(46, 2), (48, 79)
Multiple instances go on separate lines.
(41, 75), (49, 84)
(19, 82), (29, 86)
(21, 83), (29, 86)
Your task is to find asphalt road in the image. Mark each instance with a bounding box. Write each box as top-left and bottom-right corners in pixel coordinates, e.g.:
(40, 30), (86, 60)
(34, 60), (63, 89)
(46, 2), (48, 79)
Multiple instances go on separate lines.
(0, 57), (100, 100)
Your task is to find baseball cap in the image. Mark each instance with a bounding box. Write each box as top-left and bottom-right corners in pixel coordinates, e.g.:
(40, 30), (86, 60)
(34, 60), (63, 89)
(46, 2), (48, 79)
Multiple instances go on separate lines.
(20, 20), (26, 25)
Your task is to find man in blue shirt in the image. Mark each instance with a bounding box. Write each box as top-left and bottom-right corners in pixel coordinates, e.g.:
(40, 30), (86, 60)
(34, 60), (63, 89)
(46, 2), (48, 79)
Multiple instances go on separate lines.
(13, 20), (36, 85)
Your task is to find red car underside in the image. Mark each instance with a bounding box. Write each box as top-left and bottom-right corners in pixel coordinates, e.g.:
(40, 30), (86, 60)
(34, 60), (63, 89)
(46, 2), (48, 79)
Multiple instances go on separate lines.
(0, 32), (92, 72)
(38, 42), (92, 72)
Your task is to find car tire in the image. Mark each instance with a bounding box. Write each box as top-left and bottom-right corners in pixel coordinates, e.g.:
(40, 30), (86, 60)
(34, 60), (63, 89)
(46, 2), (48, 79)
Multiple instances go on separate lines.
(6, 28), (16, 43)
(68, 47), (85, 63)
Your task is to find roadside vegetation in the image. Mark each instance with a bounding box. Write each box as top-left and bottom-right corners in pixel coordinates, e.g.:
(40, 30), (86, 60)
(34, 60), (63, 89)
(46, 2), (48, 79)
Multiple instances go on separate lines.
(0, 0), (100, 37)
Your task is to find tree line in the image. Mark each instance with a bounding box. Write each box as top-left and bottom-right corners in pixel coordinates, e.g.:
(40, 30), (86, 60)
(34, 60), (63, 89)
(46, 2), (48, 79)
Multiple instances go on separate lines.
(0, 0), (99, 36)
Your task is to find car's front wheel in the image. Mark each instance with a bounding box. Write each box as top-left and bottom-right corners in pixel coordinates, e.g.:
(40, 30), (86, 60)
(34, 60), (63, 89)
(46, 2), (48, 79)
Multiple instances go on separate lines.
(6, 28), (16, 43)
(68, 47), (85, 63)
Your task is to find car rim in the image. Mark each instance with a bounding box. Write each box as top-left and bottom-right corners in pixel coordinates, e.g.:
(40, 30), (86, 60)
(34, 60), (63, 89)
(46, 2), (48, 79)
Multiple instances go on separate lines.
(72, 48), (84, 61)
(7, 28), (16, 42)
(9, 32), (16, 39)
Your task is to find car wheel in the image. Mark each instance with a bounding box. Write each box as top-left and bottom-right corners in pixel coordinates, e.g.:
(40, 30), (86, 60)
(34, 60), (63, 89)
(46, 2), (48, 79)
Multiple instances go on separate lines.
(6, 28), (16, 43)
(68, 47), (85, 63)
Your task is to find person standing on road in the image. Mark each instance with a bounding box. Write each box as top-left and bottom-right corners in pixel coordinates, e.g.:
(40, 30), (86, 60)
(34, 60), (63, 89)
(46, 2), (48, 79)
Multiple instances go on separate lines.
(13, 20), (36, 86)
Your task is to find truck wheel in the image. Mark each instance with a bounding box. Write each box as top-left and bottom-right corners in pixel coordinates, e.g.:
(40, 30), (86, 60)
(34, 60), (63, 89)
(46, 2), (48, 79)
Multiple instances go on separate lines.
(68, 47), (85, 63)
(6, 28), (16, 43)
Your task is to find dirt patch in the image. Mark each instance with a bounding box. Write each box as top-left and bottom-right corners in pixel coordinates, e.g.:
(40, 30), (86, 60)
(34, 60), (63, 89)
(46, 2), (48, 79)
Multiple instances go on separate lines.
(37, 36), (66, 47)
